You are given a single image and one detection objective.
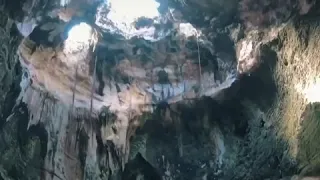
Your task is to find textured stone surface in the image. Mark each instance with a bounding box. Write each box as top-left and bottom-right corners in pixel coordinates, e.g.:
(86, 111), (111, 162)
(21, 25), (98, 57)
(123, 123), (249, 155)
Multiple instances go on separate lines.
(1, 0), (320, 179)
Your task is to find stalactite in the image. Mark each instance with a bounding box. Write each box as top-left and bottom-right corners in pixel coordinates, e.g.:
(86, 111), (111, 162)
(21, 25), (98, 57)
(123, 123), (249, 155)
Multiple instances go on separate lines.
(89, 55), (97, 145)
(196, 33), (202, 96)
(151, 61), (155, 92)
(72, 64), (79, 150)
(71, 65), (78, 113)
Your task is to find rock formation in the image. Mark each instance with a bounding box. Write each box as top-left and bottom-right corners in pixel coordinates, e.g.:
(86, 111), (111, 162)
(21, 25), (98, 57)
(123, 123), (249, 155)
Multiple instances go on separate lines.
(1, 0), (320, 179)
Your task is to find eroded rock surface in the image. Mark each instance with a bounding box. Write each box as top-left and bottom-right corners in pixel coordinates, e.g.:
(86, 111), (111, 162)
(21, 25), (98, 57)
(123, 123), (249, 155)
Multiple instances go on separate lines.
(1, 0), (320, 179)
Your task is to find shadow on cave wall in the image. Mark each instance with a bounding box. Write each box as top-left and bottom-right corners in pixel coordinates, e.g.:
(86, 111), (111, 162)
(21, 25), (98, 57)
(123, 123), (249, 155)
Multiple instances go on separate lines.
(123, 153), (162, 180)
(0, 102), (48, 180)
(237, 43), (278, 111)
(125, 98), (241, 179)
(126, 97), (299, 179)
(0, 61), (22, 128)
(125, 97), (252, 179)
(0, 23), (23, 129)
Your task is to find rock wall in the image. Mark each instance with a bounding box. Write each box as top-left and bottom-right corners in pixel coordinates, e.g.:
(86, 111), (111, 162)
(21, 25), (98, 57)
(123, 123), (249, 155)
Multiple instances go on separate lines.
(1, 0), (320, 180)
(0, 7), (42, 180)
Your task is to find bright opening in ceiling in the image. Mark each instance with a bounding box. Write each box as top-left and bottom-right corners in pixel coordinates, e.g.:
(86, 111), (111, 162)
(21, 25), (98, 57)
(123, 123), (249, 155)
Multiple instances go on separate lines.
(64, 22), (93, 62)
(107, 0), (160, 23)
(178, 23), (200, 37)
(105, 0), (161, 38)
(67, 22), (93, 44)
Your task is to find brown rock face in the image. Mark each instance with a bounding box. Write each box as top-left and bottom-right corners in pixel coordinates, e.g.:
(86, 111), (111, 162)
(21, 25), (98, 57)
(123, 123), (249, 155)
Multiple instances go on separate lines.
(1, 0), (320, 179)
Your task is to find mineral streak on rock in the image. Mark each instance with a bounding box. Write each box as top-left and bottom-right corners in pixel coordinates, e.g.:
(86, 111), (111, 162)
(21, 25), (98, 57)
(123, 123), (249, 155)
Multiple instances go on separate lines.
(1, 0), (320, 179)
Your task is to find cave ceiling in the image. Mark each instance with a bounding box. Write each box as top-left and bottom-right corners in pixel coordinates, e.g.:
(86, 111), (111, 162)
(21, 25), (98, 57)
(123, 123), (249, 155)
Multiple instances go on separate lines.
(1, 0), (320, 179)
(16, 0), (242, 117)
